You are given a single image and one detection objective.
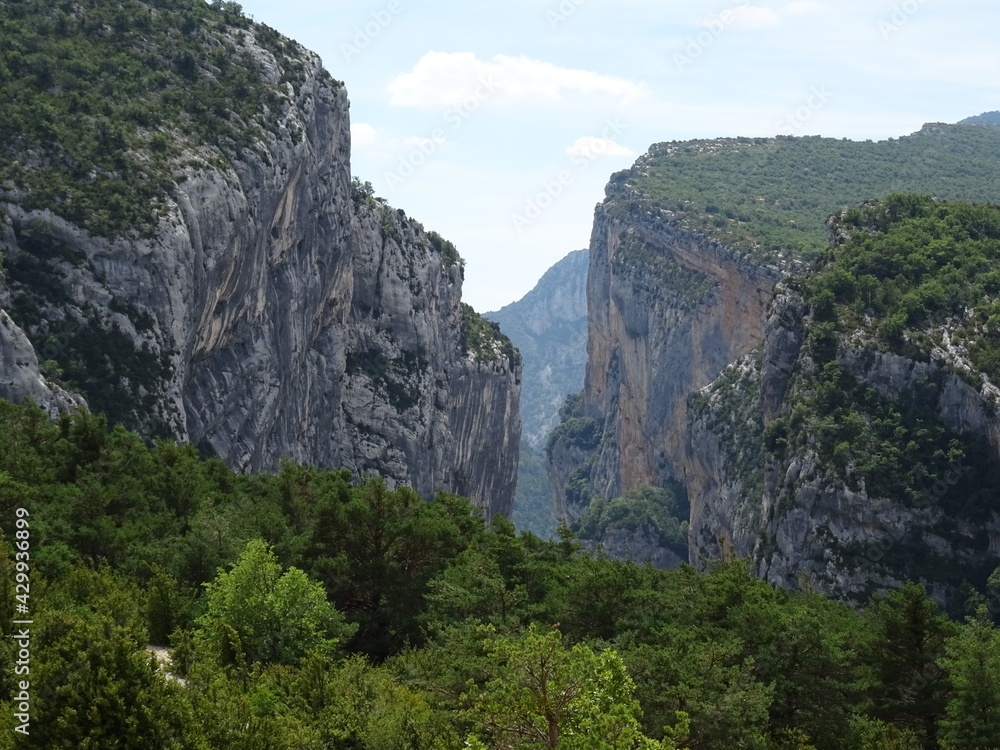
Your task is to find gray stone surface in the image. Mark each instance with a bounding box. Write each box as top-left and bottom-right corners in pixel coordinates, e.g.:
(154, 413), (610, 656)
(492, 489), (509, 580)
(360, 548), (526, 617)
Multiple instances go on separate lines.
(0, 29), (519, 517)
(547, 187), (781, 562)
(688, 286), (1000, 602)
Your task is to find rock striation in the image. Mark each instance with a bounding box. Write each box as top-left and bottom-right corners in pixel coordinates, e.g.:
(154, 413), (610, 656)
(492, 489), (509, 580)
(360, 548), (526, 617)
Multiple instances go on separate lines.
(547, 189), (780, 529)
(549, 129), (1000, 591)
(687, 281), (1000, 605)
(0, 18), (519, 517)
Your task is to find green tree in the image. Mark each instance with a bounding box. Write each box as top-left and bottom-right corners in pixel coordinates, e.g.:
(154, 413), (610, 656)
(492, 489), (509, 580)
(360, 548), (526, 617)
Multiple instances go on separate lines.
(937, 608), (1000, 749)
(856, 582), (957, 748)
(10, 567), (203, 749)
(622, 630), (772, 748)
(761, 592), (859, 749)
(278, 654), (460, 750)
(422, 546), (530, 633)
(197, 539), (355, 667)
(464, 624), (685, 749)
(848, 717), (920, 750)
(305, 479), (481, 660)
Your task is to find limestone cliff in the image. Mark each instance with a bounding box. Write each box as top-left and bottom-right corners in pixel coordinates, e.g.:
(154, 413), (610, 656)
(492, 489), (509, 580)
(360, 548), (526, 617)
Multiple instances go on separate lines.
(550, 126), (1000, 579)
(0, 5), (519, 517)
(547, 188), (780, 527)
(0, 268), (85, 416)
(688, 283), (1000, 605)
(687, 198), (1000, 607)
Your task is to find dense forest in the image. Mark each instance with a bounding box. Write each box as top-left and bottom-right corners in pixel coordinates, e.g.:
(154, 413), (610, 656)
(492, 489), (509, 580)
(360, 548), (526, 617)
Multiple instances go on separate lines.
(0, 0), (305, 237)
(610, 125), (1000, 268)
(0, 399), (999, 749)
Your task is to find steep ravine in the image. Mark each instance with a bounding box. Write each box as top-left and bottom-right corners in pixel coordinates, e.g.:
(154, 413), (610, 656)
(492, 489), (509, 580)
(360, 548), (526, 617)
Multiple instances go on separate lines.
(549, 125), (1000, 587)
(0, 12), (519, 517)
(486, 249), (589, 536)
(547, 193), (781, 527)
(487, 249), (589, 451)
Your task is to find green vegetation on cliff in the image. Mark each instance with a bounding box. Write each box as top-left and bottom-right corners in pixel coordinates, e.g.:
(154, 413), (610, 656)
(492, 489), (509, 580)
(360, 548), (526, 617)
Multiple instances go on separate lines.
(616, 231), (713, 306)
(2, 217), (175, 434)
(760, 196), (1000, 588)
(613, 125), (1000, 266)
(810, 193), (1000, 383)
(0, 0), (321, 236)
(576, 485), (689, 560)
(461, 302), (521, 368)
(1, 399), (1000, 747)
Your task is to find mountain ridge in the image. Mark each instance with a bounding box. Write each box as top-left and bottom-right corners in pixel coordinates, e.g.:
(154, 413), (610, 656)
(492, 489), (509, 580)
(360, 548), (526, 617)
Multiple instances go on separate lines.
(0, 0), (520, 516)
(548, 119), (1000, 596)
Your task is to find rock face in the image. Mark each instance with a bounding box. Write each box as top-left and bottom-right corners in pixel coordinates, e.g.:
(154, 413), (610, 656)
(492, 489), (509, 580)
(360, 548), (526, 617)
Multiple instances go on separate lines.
(547, 134), (1000, 596)
(0, 24), (519, 517)
(687, 282), (1000, 604)
(486, 248), (588, 451)
(547, 191), (781, 528)
(0, 269), (85, 416)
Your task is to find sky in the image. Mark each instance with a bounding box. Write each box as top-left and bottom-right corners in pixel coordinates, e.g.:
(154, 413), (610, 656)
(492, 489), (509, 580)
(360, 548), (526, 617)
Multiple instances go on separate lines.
(235, 0), (1000, 313)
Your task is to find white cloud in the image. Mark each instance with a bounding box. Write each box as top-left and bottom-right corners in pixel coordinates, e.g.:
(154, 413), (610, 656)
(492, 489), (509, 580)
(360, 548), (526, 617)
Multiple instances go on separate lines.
(388, 51), (647, 108)
(702, 3), (820, 30)
(723, 5), (781, 28)
(565, 136), (634, 158)
(784, 1), (825, 13)
(403, 134), (448, 149)
(351, 123), (378, 148)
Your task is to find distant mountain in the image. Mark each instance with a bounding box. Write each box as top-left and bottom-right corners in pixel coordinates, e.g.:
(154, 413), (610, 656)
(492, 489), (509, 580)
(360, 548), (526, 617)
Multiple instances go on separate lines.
(959, 111), (1000, 127)
(487, 249), (589, 537)
(487, 249), (589, 450)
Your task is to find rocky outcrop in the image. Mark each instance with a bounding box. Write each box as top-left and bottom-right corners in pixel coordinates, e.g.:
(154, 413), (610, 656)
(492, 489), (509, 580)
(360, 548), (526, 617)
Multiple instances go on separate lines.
(0, 269), (84, 416)
(579, 525), (686, 569)
(0, 21), (519, 516)
(548, 434), (597, 524)
(547, 191), (781, 530)
(547, 130), (1000, 592)
(688, 283), (1000, 605)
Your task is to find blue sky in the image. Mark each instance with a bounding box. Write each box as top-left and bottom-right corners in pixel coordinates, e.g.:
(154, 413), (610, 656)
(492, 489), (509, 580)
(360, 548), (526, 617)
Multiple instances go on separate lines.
(236, 0), (1000, 312)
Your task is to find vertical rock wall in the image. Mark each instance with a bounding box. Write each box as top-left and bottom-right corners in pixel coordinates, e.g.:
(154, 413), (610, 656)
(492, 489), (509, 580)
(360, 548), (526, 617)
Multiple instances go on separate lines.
(0, 24), (519, 516)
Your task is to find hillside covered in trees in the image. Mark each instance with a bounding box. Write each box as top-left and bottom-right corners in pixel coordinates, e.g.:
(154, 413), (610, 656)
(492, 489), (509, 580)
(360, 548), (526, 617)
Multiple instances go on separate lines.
(1, 399), (999, 748)
(676, 194), (1000, 606)
(610, 124), (1000, 269)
